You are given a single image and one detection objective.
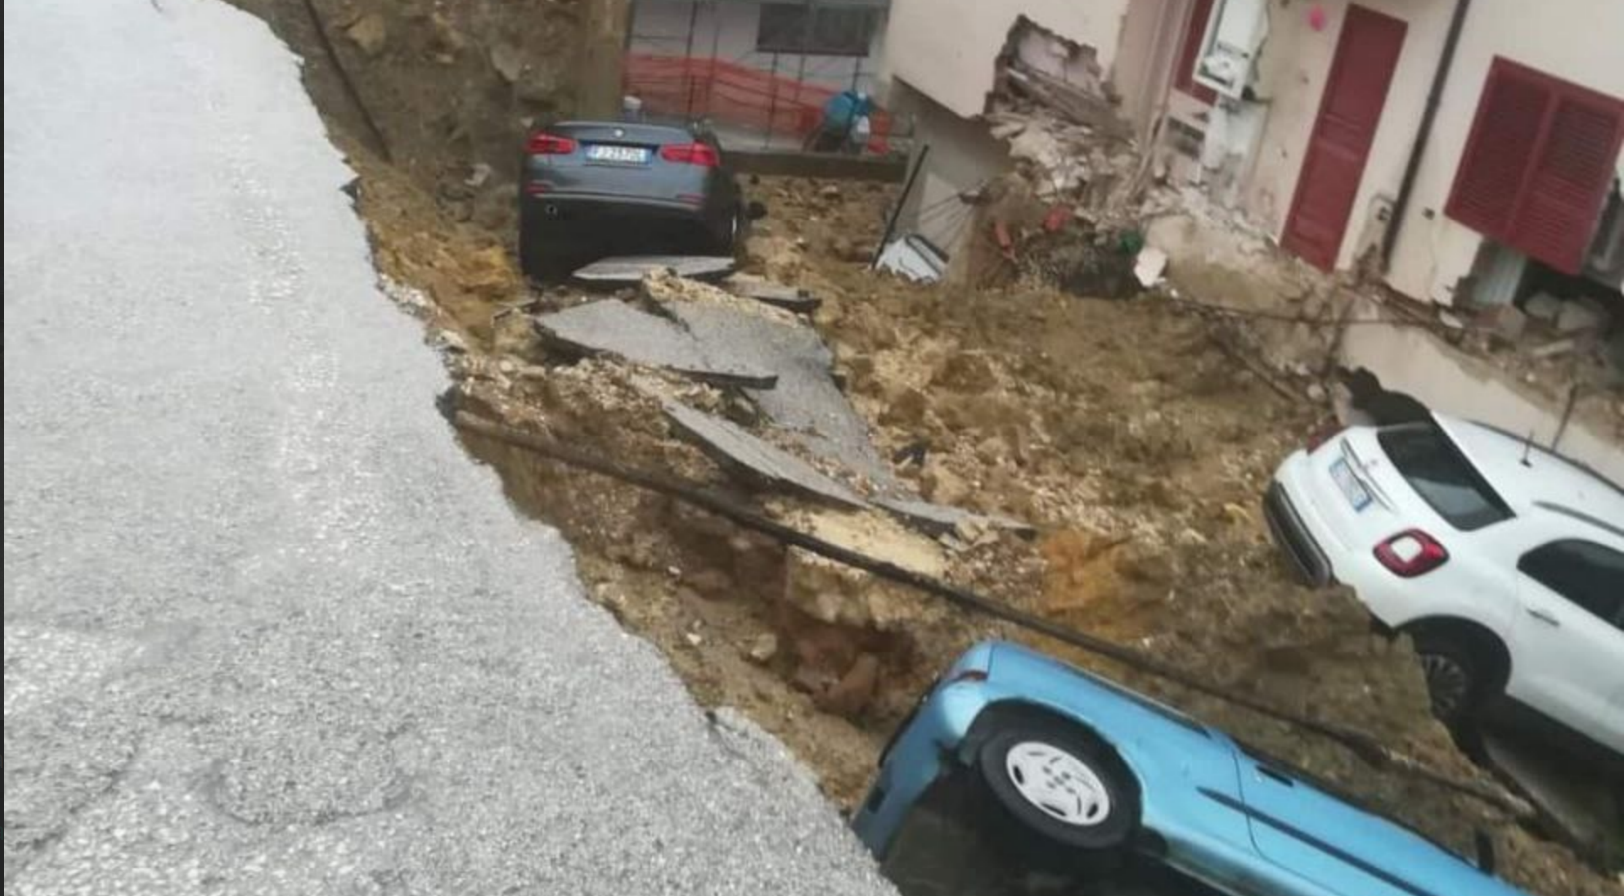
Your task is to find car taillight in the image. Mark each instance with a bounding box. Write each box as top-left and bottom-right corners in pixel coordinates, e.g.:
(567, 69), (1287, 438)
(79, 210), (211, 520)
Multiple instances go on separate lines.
(527, 133), (577, 155)
(1306, 422), (1343, 452)
(1374, 529), (1449, 577)
(659, 142), (720, 167)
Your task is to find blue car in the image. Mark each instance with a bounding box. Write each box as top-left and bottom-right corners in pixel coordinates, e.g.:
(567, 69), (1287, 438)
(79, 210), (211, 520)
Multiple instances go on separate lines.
(853, 641), (1529, 896)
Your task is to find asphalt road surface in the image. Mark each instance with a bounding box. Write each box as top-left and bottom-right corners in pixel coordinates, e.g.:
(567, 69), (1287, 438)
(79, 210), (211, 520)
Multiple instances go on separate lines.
(2, 1), (894, 894)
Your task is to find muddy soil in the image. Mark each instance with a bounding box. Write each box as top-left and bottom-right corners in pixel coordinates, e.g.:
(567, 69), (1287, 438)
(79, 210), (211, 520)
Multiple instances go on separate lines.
(232, 6), (1619, 892)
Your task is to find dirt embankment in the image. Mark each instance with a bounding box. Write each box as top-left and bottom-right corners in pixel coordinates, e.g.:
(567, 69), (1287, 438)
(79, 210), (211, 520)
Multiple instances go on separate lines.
(234, 5), (1620, 891)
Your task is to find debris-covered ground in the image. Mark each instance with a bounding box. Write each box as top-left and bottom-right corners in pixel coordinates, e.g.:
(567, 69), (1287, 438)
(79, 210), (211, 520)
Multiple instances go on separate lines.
(231, 5), (1619, 894)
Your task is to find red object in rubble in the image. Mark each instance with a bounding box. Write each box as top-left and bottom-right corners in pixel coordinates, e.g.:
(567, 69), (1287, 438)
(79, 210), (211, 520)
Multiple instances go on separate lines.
(1043, 205), (1071, 232)
(993, 220), (1017, 262)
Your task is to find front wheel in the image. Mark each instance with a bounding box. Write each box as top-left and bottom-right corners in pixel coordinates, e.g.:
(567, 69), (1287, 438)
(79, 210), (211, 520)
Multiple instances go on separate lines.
(975, 719), (1139, 863)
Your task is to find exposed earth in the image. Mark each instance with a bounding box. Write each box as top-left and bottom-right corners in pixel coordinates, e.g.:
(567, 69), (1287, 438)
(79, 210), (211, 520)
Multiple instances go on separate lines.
(226, 3), (1621, 894)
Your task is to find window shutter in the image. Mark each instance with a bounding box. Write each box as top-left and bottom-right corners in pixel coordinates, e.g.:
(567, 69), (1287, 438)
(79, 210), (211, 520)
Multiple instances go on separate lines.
(1448, 69), (1550, 236)
(1509, 95), (1624, 273)
(1447, 58), (1624, 274)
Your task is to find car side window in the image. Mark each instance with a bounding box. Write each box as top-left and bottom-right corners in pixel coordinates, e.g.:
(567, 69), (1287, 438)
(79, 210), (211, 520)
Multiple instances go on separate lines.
(1517, 540), (1624, 629)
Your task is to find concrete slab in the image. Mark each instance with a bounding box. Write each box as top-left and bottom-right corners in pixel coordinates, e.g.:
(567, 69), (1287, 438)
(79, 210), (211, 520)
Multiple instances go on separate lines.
(662, 401), (868, 508)
(571, 255), (737, 285)
(875, 497), (1036, 538)
(722, 275), (823, 313)
(533, 300), (777, 388)
(658, 299), (898, 489)
(1483, 735), (1622, 852)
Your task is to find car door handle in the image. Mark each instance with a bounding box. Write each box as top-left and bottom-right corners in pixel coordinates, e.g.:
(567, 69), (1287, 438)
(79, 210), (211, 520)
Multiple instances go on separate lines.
(1526, 607), (1561, 627)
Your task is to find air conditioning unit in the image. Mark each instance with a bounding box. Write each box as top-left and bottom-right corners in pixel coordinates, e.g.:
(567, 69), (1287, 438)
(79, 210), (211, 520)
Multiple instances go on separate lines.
(1194, 0), (1269, 101)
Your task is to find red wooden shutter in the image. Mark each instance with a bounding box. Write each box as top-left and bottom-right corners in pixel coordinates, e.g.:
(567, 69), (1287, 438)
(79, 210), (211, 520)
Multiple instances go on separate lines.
(1447, 58), (1624, 274)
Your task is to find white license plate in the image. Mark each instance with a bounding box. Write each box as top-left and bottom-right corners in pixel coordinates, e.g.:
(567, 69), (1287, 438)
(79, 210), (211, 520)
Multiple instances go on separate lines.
(585, 144), (649, 164)
(1330, 458), (1372, 511)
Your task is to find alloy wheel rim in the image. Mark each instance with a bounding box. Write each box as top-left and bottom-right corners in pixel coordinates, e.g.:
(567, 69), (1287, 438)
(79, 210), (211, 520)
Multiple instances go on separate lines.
(1003, 741), (1112, 827)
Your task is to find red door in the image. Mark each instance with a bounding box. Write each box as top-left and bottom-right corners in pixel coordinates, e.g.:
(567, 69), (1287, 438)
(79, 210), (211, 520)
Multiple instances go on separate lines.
(1281, 6), (1407, 270)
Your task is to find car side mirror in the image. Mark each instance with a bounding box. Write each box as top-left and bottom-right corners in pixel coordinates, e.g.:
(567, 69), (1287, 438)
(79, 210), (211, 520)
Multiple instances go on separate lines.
(1474, 829), (1496, 875)
(747, 200), (769, 221)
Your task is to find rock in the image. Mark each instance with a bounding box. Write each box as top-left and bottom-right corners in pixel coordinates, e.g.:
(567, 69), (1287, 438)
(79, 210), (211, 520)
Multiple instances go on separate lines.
(1483, 303), (1528, 342)
(1305, 382), (1328, 402)
(684, 568), (733, 599)
(921, 464), (971, 506)
(1221, 503), (1253, 526)
(1524, 291), (1563, 322)
(819, 184), (841, 201)
(464, 163), (494, 189)
(489, 42), (524, 84)
(1174, 527), (1208, 547)
(344, 13), (388, 57)
(1530, 337), (1577, 360)
(683, 630), (704, 648)
(816, 653), (880, 717)
(1556, 296), (1609, 334)
(746, 633), (779, 664)
(781, 510), (947, 631)
(431, 329), (470, 354)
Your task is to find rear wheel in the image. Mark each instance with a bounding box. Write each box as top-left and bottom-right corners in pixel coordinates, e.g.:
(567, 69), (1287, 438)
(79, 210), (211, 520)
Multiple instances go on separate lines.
(1411, 631), (1487, 726)
(975, 718), (1138, 867)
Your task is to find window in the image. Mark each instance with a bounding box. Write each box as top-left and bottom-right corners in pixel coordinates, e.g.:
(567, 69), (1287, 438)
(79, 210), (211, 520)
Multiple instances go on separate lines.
(1518, 540), (1624, 629)
(1174, 0), (1218, 104)
(1376, 423), (1513, 531)
(756, 4), (878, 57)
(1447, 58), (1624, 274)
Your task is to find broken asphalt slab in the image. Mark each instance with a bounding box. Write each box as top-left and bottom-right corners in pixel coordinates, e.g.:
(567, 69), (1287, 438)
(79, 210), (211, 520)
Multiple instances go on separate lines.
(662, 401), (868, 508)
(721, 275), (823, 313)
(571, 255), (737, 285)
(533, 300), (778, 388)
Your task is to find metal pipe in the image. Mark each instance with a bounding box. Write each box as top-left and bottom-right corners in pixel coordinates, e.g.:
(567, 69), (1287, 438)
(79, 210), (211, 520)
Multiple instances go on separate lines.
(870, 142), (931, 267)
(1381, 0), (1473, 272)
(681, 0), (700, 119)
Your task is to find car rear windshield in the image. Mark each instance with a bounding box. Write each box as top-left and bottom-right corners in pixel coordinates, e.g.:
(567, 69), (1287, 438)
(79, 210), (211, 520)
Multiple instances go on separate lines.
(1377, 423), (1513, 531)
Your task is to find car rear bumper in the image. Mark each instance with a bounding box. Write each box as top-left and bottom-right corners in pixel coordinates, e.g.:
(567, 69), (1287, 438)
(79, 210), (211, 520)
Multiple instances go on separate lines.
(522, 191), (710, 225)
(1263, 479), (1333, 587)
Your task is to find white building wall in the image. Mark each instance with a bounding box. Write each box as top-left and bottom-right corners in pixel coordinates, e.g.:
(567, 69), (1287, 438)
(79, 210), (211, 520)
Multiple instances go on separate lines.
(1384, 0), (1624, 304)
(1230, 0), (1624, 303)
(880, 0), (1133, 118)
(630, 1), (886, 95)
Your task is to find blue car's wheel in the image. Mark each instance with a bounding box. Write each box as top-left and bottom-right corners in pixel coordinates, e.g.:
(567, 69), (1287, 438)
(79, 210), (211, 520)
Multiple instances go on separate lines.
(976, 720), (1139, 859)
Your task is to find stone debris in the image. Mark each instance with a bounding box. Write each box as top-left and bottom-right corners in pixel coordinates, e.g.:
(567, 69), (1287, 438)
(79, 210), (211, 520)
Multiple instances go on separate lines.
(533, 300), (777, 388)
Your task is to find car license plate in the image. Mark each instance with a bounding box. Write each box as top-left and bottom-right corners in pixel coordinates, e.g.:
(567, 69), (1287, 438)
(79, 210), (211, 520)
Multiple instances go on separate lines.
(585, 144), (649, 164)
(1329, 458), (1372, 511)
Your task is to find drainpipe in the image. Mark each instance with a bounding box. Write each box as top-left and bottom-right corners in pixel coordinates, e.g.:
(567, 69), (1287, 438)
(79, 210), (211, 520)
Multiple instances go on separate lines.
(1380, 0), (1473, 272)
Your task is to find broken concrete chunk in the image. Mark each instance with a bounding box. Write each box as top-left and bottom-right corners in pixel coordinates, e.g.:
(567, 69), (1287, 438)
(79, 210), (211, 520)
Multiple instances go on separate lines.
(1483, 304), (1528, 342)
(489, 42), (524, 84)
(662, 401), (867, 508)
(1133, 247), (1168, 288)
(534, 301), (777, 388)
(571, 255), (736, 285)
(1556, 296), (1609, 334)
(1524, 291), (1563, 322)
(781, 509), (948, 631)
(345, 13), (388, 56)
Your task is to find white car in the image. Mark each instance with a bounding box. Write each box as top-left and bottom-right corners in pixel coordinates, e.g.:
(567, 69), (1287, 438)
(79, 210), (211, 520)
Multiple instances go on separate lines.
(1266, 413), (1624, 761)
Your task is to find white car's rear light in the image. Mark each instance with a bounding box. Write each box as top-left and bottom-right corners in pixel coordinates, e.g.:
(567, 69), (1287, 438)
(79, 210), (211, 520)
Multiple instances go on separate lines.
(1373, 529), (1449, 577)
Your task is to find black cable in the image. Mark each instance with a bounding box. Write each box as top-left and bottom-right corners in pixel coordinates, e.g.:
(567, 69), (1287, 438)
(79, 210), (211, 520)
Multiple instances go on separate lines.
(453, 409), (1531, 818)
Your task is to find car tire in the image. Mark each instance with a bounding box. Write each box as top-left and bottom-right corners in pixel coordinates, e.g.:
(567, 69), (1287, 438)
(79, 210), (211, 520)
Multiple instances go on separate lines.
(1412, 632), (1486, 727)
(975, 718), (1139, 865)
(713, 207), (742, 256)
(519, 226), (569, 283)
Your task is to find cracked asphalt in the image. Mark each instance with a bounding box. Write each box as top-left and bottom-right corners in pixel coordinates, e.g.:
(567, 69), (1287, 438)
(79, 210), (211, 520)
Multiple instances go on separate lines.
(2, 1), (895, 894)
